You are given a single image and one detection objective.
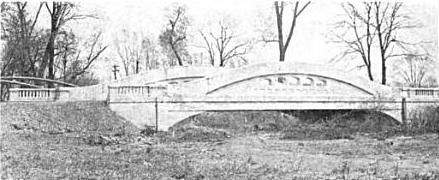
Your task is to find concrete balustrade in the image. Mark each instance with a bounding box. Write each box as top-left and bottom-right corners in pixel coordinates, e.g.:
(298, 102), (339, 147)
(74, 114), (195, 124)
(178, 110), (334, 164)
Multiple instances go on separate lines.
(107, 85), (167, 102)
(401, 88), (439, 98)
(9, 88), (70, 102)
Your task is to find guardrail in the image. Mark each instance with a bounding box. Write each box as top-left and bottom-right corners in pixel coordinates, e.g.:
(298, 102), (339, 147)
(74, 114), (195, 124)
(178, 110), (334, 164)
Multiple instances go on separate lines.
(400, 88), (439, 98)
(9, 88), (70, 102)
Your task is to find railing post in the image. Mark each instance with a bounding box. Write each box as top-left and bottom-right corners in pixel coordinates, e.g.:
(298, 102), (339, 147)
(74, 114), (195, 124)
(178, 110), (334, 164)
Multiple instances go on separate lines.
(106, 86), (111, 104)
(401, 97), (407, 127)
(155, 97), (159, 133)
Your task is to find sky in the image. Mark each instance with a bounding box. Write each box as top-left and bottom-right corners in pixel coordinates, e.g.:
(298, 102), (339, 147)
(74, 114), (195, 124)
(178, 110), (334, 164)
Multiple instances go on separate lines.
(11, 0), (439, 84)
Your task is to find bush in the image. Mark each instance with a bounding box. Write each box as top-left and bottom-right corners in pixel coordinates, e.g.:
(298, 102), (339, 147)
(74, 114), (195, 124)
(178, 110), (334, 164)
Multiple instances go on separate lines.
(409, 106), (439, 133)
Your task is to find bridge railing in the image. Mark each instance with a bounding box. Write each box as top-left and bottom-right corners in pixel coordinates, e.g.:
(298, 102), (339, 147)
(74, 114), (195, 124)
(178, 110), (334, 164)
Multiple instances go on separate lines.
(9, 88), (70, 102)
(400, 88), (439, 98)
(107, 85), (167, 102)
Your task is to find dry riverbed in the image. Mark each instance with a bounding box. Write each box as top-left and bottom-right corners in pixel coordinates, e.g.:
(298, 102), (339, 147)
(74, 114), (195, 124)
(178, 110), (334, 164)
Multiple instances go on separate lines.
(1, 102), (438, 179)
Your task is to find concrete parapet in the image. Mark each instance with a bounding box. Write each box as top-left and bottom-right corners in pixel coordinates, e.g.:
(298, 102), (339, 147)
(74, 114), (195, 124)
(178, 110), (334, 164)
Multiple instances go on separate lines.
(9, 88), (70, 102)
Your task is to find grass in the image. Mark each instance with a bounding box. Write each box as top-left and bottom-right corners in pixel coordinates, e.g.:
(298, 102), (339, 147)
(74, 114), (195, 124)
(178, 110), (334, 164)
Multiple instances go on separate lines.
(1, 102), (439, 179)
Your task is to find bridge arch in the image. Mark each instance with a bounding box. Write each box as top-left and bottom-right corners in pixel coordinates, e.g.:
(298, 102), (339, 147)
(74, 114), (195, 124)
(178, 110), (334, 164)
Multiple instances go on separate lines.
(180, 62), (395, 98)
(206, 73), (375, 96)
(109, 62), (410, 131)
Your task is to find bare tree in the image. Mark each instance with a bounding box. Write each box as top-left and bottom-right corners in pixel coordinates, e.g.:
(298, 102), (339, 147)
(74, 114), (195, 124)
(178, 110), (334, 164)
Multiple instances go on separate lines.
(115, 30), (158, 76)
(331, 3), (375, 81)
(1, 2), (44, 77)
(159, 4), (190, 66)
(40, 2), (96, 84)
(332, 2), (424, 85)
(395, 54), (433, 87)
(63, 32), (107, 82)
(141, 38), (159, 71)
(373, 2), (409, 85)
(199, 21), (251, 67)
(273, 1), (311, 62)
(1, 2), (104, 85)
(115, 30), (137, 76)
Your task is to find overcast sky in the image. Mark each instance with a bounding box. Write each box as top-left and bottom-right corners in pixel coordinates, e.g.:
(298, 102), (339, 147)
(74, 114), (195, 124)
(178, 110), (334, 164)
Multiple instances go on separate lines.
(22, 0), (439, 82)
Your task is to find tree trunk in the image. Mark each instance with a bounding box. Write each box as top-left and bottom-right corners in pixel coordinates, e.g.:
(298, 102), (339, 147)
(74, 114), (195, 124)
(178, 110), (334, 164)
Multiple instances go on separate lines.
(279, 51), (286, 62)
(219, 54), (225, 66)
(135, 60), (139, 74)
(275, 2), (285, 62)
(366, 66), (374, 81)
(381, 58), (386, 85)
(171, 45), (183, 66)
(169, 35), (183, 66)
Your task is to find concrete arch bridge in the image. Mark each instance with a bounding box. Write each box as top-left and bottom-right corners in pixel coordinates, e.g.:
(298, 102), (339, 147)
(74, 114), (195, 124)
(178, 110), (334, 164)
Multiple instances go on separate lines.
(106, 62), (439, 131)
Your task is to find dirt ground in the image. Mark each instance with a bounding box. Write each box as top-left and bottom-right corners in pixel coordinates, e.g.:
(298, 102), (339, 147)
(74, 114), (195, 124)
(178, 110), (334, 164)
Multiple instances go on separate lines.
(1, 102), (439, 179)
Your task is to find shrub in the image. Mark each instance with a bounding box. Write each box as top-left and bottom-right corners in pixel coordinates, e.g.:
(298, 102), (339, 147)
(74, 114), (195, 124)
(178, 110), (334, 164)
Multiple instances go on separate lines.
(409, 105), (439, 133)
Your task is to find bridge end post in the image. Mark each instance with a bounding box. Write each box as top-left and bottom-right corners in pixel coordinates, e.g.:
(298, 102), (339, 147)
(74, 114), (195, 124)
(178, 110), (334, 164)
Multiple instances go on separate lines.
(155, 97), (159, 133)
(401, 98), (407, 128)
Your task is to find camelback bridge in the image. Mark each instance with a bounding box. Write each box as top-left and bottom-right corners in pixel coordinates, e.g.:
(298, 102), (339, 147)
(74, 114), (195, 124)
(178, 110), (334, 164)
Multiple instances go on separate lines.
(6, 62), (439, 131)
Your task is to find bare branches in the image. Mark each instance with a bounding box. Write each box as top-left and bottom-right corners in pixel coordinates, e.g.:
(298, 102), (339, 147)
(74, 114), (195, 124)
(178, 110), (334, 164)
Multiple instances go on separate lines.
(331, 2), (375, 81)
(395, 54), (433, 87)
(159, 4), (189, 66)
(200, 31), (216, 65)
(274, 1), (311, 62)
(373, 2), (415, 85)
(29, 3), (43, 36)
(331, 2), (427, 85)
(1, 2), (106, 86)
(199, 20), (252, 67)
(115, 30), (158, 75)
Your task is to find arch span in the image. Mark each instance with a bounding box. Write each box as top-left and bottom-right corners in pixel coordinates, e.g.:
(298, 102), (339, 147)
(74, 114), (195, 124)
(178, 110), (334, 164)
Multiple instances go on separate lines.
(178, 62), (396, 98)
(206, 73), (375, 96)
